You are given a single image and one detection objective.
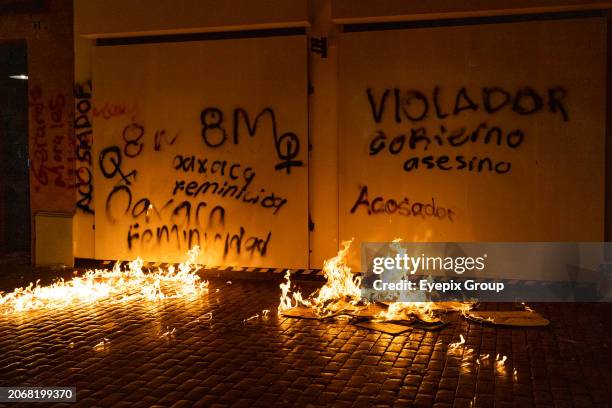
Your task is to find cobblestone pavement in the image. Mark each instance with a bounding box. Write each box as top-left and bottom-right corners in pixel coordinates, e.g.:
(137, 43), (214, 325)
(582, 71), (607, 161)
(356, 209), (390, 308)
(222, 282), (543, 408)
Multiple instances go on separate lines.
(0, 277), (610, 407)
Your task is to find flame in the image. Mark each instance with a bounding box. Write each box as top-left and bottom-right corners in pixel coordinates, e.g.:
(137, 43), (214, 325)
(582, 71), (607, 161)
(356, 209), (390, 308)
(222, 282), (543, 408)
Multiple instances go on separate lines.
(243, 314), (259, 323)
(449, 334), (466, 350)
(375, 301), (437, 322)
(161, 327), (176, 338)
(278, 240), (362, 317)
(309, 240), (361, 315)
(0, 246), (208, 314)
(278, 270), (307, 315)
(477, 353), (490, 365)
(460, 347), (476, 373)
(495, 353), (508, 374)
(248, 308), (270, 322)
(375, 238), (475, 322)
(278, 239), (476, 321)
(375, 301), (473, 323)
(93, 338), (109, 351)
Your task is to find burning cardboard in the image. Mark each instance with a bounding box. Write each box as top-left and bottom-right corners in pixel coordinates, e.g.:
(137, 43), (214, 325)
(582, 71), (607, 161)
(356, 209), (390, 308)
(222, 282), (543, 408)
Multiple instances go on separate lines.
(282, 306), (335, 320)
(353, 321), (412, 335)
(278, 242), (548, 334)
(465, 310), (550, 326)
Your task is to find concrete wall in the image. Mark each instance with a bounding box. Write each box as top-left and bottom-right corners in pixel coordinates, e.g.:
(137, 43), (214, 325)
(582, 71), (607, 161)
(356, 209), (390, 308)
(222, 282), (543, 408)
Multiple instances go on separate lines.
(0, 0), (74, 264)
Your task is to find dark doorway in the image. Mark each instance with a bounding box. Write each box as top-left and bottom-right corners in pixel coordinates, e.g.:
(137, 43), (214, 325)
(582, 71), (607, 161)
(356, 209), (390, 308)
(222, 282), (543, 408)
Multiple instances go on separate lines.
(0, 41), (29, 264)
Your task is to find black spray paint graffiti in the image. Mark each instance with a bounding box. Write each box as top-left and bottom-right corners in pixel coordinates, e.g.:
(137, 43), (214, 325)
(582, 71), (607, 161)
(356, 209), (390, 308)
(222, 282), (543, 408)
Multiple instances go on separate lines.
(369, 122), (520, 174)
(365, 86), (569, 175)
(122, 123), (179, 156)
(105, 182), (272, 257)
(99, 145), (137, 187)
(367, 86), (569, 124)
(127, 223), (272, 258)
(369, 122), (524, 153)
(350, 186), (455, 221)
(75, 80), (94, 214)
(100, 133), (273, 258)
(154, 129), (178, 151)
(172, 154), (288, 214)
(120, 121), (180, 158)
(122, 123), (145, 158)
(200, 107), (303, 174)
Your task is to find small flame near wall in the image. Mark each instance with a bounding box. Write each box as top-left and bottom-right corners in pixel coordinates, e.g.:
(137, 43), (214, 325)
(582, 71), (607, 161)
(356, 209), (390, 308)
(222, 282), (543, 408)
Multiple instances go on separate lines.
(279, 240), (363, 317)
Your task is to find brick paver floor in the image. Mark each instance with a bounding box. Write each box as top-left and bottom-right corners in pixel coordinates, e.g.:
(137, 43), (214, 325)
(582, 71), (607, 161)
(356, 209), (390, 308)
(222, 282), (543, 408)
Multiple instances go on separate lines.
(0, 277), (610, 407)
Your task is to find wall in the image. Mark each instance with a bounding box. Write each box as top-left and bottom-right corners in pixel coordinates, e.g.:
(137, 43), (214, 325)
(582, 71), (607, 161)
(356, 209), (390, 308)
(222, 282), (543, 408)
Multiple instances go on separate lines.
(74, 0), (612, 271)
(337, 18), (606, 271)
(91, 37), (309, 267)
(73, 0), (311, 262)
(309, 0), (340, 266)
(332, 0), (612, 23)
(0, 0), (74, 264)
(75, 0), (309, 38)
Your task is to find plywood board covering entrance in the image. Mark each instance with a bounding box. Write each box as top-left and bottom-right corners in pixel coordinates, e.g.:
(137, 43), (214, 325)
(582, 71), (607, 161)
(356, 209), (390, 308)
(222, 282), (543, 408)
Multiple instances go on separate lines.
(338, 18), (606, 272)
(92, 35), (308, 268)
